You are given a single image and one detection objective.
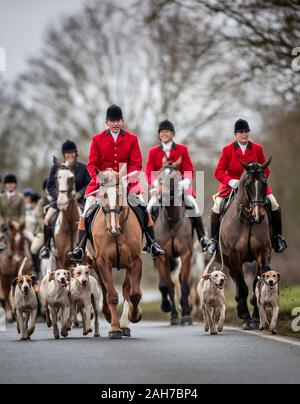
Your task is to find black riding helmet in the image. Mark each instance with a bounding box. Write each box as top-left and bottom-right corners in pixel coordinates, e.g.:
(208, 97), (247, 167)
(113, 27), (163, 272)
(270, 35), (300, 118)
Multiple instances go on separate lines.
(234, 119), (251, 133)
(61, 140), (78, 156)
(158, 119), (175, 133)
(4, 173), (17, 184)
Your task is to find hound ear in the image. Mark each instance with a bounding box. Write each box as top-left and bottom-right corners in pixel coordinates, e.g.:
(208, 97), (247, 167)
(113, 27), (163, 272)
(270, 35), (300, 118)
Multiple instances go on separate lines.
(202, 274), (211, 281)
(66, 271), (71, 282)
(277, 273), (281, 281)
(174, 157), (182, 169)
(48, 272), (55, 282)
(12, 278), (19, 287)
(261, 157), (272, 171)
(30, 275), (36, 283)
(53, 156), (59, 167)
(262, 273), (266, 279)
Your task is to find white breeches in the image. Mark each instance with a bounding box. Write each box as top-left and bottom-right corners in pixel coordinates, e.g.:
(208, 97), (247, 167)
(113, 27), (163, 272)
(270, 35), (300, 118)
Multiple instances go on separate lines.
(82, 196), (97, 217)
(212, 194), (280, 214)
(44, 207), (57, 226)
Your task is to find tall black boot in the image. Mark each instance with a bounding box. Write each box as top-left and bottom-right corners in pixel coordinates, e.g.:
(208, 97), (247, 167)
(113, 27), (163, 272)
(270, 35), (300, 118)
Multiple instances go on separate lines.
(191, 216), (209, 250)
(68, 228), (88, 263)
(39, 225), (52, 259)
(206, 212), (221, 256)
(271, 208), (287, 253)
(144, 226), (165, 259)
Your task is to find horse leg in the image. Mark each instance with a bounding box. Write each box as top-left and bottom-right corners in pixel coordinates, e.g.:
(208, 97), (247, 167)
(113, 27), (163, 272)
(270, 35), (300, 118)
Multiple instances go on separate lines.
(98, 260), (121, 339)
(180, 253), (193, 326)
(156, 257), (179, 325)
(230, 264), (252, 330)
(251, 254), (271, 328)
(2, 275), (13, 323)
(128, 257), (143, 324)
(120, 269), (131, 337)
(95, 264), (111, 323)
(159, 277), (173, 313)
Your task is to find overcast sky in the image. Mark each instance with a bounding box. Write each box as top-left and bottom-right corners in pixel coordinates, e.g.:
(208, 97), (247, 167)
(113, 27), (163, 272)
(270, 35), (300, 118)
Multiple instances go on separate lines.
(0, 0), (86, 80)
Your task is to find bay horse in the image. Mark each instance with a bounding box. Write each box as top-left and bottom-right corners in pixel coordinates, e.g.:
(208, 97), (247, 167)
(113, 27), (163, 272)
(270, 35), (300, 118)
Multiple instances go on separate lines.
(154, 158), (194, 326)
(90, 168), (143, 339)
(53, 158), (80, 269)
(218, 158), (273, 329)
(0, 221), (32, 322)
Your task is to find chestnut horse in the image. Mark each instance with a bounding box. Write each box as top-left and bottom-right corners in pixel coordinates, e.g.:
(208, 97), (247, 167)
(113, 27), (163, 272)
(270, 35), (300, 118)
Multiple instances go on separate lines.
(154, 158), (194, 326)
(218, 158), (273, 330)
(0, 221), (32, 321)
(53, 158), (80, 269)
(90, 169), (143, 339)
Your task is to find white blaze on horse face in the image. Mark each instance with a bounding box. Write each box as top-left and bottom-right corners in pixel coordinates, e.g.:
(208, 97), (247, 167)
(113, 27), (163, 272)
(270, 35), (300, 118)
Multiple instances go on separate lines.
(57, 169), (74, 210)
(107, 186), (117, 234)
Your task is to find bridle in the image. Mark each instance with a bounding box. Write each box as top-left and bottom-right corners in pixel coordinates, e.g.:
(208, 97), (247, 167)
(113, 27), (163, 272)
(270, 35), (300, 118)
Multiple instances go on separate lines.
(56, 165), (76, 200)
(239, 166), (268, 223)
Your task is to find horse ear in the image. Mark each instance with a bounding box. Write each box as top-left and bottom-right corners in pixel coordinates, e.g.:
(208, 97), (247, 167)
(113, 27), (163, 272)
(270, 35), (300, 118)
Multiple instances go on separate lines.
(241, 161), (252, 171)
(174, 157), (182, 169)
(53, 156), (59, 167)
(261, 157), (272, 171)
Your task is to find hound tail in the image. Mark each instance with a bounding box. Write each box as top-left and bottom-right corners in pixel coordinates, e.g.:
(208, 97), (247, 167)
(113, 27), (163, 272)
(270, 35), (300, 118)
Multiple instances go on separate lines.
(18, 257), (28, 276)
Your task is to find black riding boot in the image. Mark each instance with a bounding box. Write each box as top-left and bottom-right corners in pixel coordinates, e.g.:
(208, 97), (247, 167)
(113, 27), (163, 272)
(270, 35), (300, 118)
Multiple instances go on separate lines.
(144, 226), (165, 259)
(68, 229), (88, 263)
(191, 216), (209, 251)
(206, 212), (221, 256)
(39, 225), (52, 259)
(271, 208), (287, 253)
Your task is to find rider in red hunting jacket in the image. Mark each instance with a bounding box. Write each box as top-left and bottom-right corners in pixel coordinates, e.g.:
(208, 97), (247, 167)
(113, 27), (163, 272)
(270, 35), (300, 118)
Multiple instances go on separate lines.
(206, 119), (287, 256)
(68, 105), (164, 262)
(145, 119), (208, 251)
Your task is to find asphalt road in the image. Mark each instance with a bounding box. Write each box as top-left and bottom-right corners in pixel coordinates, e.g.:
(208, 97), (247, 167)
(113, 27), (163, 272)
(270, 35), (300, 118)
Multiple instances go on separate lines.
(0, 321), (300, 384)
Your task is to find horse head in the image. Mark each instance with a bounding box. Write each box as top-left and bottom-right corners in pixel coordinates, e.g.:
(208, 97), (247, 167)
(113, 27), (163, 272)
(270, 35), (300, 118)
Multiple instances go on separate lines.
(240, 157), (272, 224)
(159, 157), (182, 206)
(7, 220), (26, 264)
(97, 167), (128, 237)
(54, 156), (76, 211)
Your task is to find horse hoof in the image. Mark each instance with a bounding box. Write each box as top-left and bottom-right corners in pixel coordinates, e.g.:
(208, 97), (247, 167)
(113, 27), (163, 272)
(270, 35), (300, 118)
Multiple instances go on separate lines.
(249, 320), (260, 330)
(181, 316), (193, 326)
(94, 333), (100, 338)
(242, 322), (255, 331)
(108, 331), (122, 340)
(122, 328), (131, 337)
(129, 309), (142, 324)
(170, 317), (181, 326)
(271, 329), (277, 335)
(161, 300), (173, 313)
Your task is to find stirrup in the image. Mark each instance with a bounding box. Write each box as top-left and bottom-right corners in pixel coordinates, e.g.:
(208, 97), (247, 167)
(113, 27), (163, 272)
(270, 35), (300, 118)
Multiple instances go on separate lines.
(206, 239), (218, 256)
(39, 247), (50, 259)
(0, 242), (6, 252)
(68, 247), (84, 263)
(273, 235), (287, 253)
(150, 243), (165, 259)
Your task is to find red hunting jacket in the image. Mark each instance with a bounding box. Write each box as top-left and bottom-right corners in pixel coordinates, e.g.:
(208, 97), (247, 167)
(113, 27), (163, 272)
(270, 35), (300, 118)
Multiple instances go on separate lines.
(215, 141), (272, 198)
(145, 142), (195, 196)
(85, 129), (142, 196)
